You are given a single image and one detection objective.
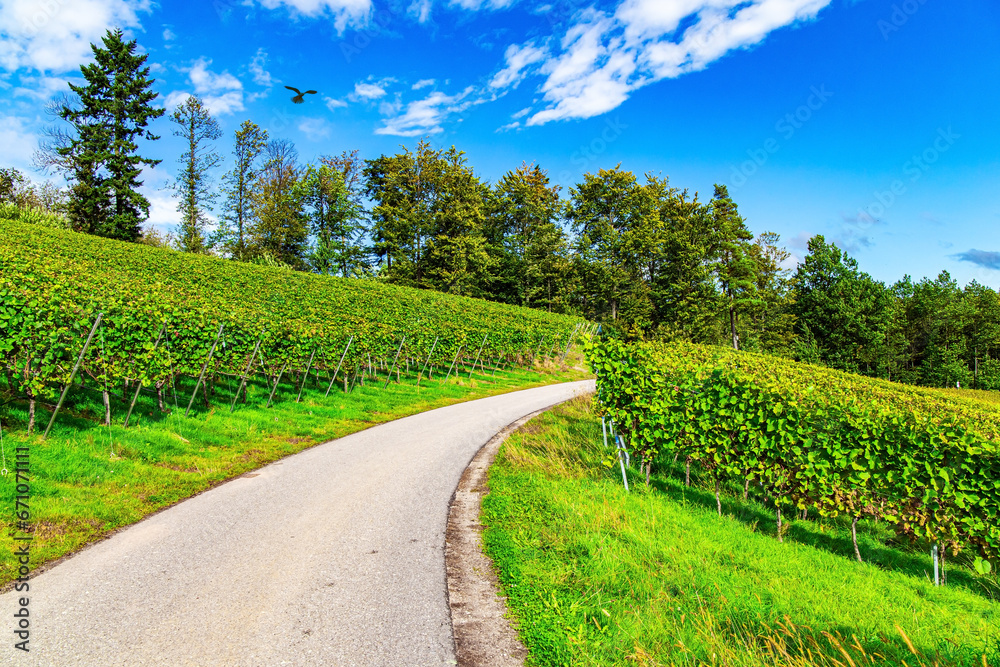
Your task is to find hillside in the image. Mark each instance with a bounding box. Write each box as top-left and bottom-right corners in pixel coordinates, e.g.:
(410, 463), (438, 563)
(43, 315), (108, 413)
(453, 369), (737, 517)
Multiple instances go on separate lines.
(0, 220), (584, 408)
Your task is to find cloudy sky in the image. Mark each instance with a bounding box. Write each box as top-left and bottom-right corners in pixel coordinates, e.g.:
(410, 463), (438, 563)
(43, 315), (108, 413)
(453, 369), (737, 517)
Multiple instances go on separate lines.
(1, 0), (998, 287)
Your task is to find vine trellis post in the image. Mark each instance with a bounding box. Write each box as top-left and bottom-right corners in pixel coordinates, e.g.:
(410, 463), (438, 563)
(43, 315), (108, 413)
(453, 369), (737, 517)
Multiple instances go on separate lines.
(124, 321), (168, 428)
(43, 313), (103, 440)
(185, 323), (225, 417)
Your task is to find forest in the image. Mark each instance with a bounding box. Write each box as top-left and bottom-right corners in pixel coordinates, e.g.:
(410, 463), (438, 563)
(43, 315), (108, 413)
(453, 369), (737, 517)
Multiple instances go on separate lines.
(2, 28), (998, 392)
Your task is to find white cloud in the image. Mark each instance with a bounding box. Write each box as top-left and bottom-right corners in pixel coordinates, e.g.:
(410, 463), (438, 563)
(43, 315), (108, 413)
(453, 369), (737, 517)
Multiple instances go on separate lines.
(189, 58), (242, 95)
(352, 81), (388, 100)
(788, 230), (813, 250)
(449, 0), (517, 9)
(249, 48), (273, 87)
(200, 91), (244, 115)
(162, 27), (176, 42)
(166, 58), (245, 116)
(13, 74), (77, 101)
(251, 0), (371, 32)
(298, 117), (331, 140)
(324, 96), (348, 110)
(0, 114), (40, 171)
(780, 253), (801, 270)
(142, 187), (179, 231)
(412, 78), (436, 90)
(162, 90), (192, 111)
(376, 86), (481, 137)
(0, 0), (151, 73)
(490, 42), (547, 90)
(504, 0), (832, 125)
(408, 0), (432, 23)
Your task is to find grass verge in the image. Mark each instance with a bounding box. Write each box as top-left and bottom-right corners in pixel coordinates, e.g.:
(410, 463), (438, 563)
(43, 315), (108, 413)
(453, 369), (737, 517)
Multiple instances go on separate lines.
(0, 355), (590, 586)
(482, 396), (1000, 667)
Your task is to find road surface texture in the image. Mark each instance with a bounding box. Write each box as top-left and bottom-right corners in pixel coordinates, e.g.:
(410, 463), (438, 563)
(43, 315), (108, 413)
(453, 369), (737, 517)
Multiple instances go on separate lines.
(3, 379), (594, 666)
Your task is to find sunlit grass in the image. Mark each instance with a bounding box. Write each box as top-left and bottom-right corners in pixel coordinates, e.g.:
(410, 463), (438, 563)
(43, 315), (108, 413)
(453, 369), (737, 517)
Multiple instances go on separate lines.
(482, 396), (1000, 667)
(0, 353), (590, 585)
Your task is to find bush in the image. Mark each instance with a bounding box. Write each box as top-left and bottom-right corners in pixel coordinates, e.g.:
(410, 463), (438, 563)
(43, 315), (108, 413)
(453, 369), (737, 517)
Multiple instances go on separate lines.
(0, 201), (71, 230)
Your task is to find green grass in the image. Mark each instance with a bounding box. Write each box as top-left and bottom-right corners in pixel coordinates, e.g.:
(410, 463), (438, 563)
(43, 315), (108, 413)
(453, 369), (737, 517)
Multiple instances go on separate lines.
(482, 396), (1000, 667)
(0, 354), (590, 586)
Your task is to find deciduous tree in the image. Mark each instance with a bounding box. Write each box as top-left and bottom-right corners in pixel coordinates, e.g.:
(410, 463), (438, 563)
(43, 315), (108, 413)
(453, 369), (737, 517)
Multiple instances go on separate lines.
(169, 95), (222, 253)
(216, 120), (269, 260)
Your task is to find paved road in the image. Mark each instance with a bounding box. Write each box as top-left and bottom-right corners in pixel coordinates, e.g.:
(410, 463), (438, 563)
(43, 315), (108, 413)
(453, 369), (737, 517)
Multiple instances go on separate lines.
(3, 380), (594, 666)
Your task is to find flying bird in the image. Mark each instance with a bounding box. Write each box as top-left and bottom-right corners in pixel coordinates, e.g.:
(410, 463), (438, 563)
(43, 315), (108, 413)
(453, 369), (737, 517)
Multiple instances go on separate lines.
(284, 85), (318, 104)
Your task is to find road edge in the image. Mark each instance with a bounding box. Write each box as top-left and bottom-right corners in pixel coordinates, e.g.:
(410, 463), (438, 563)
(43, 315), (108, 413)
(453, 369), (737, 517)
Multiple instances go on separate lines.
(445, 391), (592, 667)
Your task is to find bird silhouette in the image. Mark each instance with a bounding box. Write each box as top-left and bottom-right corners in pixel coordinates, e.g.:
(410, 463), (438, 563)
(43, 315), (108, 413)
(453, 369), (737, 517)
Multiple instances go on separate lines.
(284, 85), (317, 104)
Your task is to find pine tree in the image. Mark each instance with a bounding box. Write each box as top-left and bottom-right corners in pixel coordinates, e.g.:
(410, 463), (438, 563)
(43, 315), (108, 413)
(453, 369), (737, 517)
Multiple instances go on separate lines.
(216, 121), (268, 260)
(169, 96), (222, 253)
(59, 28), (163, 241)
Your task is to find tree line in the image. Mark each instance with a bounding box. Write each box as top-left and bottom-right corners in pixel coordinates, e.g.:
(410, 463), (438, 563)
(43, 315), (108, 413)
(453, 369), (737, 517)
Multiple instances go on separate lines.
(4, 28), (1000, 392)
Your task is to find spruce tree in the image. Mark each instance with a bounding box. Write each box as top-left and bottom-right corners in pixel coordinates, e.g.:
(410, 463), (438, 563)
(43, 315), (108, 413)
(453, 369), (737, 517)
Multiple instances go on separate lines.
(169, 96), (222, 253)
(59, 28), (163, 241)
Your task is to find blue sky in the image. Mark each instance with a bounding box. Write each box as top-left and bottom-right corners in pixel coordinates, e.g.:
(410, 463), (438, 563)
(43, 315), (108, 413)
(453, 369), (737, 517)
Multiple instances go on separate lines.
(1, 0), (998, 288)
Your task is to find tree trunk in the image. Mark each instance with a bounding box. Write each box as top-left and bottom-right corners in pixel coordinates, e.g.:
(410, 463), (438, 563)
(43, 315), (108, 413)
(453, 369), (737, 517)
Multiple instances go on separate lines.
(776, 507), (783, 543)
(743, 477), (750, 500)
(645, 461), (650, 487)
(685, 457), (691, 486)
(156, 380), (166, 412)
(851, 516), (863, 563)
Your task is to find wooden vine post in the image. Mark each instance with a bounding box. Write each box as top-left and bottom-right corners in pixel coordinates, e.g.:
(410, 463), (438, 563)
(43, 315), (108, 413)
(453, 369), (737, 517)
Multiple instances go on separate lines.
(324, 336), (354, 397)
(185, 323), (225, 417)
(230, 330), (265, 413)
(123, 321), (168, 428)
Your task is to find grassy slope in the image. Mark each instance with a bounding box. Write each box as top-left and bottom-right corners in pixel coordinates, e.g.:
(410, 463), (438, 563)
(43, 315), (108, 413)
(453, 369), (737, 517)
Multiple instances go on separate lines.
(482, 397), (1000, 667)
(0, 356), (590, 586)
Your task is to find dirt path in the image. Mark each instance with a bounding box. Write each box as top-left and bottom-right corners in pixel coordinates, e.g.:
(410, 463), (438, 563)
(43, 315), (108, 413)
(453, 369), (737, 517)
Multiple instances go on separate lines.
(2, 380), (594, 666)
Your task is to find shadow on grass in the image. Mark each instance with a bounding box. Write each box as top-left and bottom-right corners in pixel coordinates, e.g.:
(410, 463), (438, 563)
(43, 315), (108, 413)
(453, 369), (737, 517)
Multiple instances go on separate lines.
(619, 461), (1000, 605)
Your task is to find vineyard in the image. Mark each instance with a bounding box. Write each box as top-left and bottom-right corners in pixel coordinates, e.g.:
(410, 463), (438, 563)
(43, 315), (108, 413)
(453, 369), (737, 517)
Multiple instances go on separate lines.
(587, 338), (1000, 573)
(0, 219), (589, 433)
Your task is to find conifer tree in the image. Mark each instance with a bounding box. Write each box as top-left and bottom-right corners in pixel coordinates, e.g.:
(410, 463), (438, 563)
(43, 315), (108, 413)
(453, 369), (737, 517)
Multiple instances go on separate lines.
(59, 28), (163, 241)
(169, 96), (222, 253)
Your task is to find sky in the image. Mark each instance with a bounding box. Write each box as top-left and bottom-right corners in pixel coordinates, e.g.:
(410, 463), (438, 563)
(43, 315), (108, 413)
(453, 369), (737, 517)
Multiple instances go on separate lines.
(1, 0), (999, 288)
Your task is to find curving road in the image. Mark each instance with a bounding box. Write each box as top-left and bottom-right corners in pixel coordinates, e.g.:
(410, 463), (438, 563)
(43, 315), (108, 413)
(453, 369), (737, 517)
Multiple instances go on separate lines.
(2, 380), (594, 666)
